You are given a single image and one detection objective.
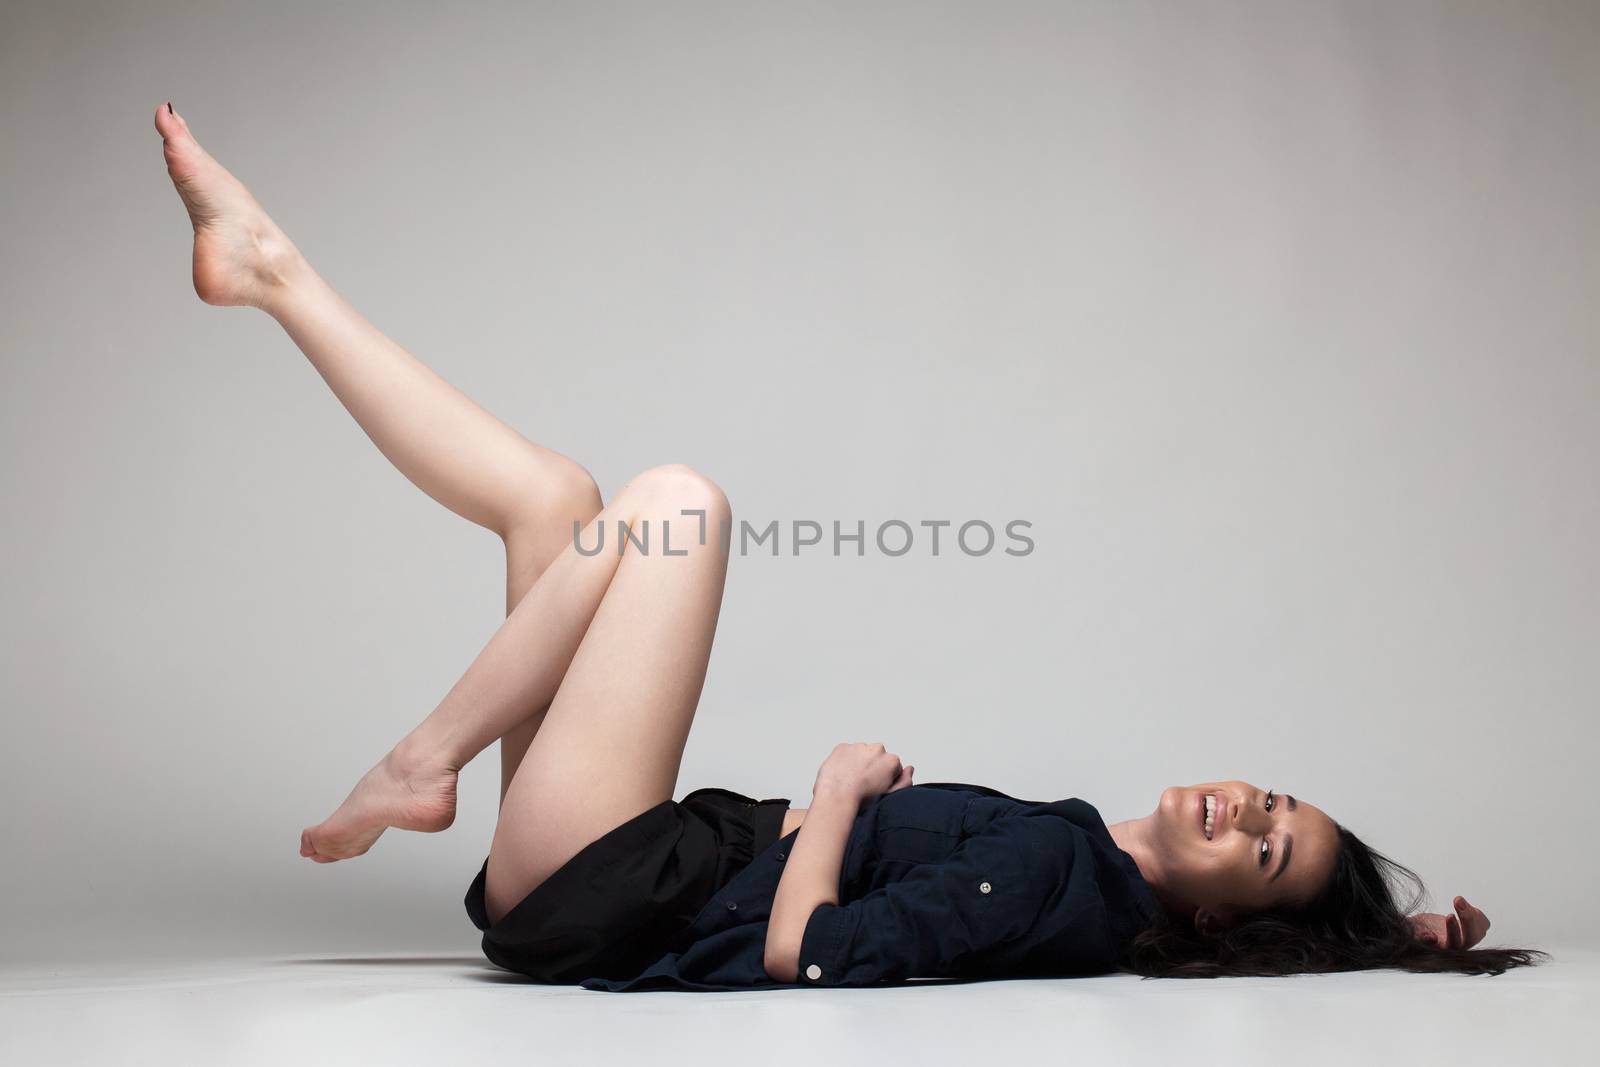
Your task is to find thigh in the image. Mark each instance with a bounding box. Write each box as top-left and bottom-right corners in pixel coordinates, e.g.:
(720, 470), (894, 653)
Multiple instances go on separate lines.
(483, 466), (733, 923)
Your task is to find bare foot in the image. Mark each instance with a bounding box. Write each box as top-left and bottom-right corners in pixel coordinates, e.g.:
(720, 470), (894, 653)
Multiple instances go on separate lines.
(300, 746), (459, 863)
(153, 102), (302, 309)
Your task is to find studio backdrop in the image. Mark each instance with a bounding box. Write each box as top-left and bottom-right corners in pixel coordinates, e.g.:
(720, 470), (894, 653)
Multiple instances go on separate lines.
(2, 0), (1596, 964)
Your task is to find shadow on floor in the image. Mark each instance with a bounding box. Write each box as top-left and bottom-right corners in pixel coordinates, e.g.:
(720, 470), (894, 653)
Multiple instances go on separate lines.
(269, 956), (546, 984)
(271, 956), (489, 968)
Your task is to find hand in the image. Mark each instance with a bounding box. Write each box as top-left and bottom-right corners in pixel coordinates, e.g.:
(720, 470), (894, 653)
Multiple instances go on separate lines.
(1408, 895), (1490, 950)
(814, 742), (914, 807)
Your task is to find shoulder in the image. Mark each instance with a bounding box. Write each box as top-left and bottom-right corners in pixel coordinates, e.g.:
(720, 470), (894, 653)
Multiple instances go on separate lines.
(1026, 798), (1161, 926)
(982, 801), (1145, 902)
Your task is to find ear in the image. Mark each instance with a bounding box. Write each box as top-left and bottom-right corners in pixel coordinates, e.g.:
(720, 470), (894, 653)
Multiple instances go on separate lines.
(1193, 908), (1228, 937)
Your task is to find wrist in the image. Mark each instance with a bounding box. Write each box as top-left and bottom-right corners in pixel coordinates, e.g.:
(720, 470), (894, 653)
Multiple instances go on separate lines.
(810, 781), (861, 810)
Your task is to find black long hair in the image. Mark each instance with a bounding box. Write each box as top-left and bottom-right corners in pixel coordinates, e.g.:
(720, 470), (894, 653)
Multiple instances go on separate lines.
(1126, 824), (1548, 977)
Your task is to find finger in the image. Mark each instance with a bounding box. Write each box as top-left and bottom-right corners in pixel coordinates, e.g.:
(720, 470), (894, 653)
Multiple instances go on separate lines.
(1458, 898), (1489, 946)
(1453, 897), (1474, 934)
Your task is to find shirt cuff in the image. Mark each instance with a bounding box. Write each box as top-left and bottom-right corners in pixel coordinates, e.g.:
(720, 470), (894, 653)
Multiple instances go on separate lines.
(797, 902), (852, 985)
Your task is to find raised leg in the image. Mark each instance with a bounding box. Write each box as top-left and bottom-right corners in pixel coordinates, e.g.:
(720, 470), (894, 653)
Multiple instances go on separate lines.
(153, 103), (602, 802)
(154, 102), (601, 546)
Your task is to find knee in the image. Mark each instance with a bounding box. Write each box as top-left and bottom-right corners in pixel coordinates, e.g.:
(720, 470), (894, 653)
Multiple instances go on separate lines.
(620, 463), (731, 521)
(502, 459), (602, 543)
(552, 461), (604, 521)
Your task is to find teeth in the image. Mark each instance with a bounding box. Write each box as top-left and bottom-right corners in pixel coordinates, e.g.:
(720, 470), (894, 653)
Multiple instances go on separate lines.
(1204, 794), (1216, 838)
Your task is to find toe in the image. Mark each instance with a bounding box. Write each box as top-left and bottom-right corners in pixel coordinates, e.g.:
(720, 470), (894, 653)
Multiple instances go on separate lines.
(155, 104), (209, 171)
(154, 102), (185, 141)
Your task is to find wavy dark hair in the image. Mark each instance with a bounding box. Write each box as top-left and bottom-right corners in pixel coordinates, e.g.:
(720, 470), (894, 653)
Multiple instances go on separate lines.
(1126, 824), (1548, 977)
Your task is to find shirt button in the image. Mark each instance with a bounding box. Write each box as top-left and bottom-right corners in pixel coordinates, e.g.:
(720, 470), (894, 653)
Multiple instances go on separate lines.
(726, 900), (738, 911)
(979, 881), (992, 894)
(805, 964), (822, 981)
(776, 852), (785, 861)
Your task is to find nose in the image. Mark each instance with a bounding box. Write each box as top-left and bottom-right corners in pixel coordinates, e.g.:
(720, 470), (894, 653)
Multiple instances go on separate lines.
(1232, 792), (1271, 834)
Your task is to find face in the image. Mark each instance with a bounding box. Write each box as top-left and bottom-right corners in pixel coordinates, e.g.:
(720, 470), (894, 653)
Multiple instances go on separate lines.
(1147, 780), (1340, 932)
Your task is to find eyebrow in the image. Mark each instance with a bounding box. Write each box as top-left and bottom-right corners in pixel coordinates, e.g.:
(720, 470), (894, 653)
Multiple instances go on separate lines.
(1270, 833), (1293, 883)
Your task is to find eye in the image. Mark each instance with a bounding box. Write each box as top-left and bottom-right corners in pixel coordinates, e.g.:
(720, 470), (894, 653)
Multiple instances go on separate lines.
(1258, 837), (1271, 868)
(1264, 789), (1276, 814)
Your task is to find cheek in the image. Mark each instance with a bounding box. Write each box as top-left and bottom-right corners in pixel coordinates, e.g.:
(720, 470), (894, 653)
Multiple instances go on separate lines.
(1157, 787), (1182, 823)
(1185, 847), (1248, 900)
(1152, 791), (1183, 843)
(1163, 837), (1210, 886)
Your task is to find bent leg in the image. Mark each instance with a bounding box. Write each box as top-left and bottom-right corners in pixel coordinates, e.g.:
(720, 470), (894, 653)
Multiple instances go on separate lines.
(484, 467), (732, 922)
(495, 524), (593, 807)
(299, 465), (727, 864)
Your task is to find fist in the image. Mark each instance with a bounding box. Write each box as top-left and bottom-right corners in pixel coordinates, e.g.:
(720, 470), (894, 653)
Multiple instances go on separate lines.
(815, 742), (914, 806)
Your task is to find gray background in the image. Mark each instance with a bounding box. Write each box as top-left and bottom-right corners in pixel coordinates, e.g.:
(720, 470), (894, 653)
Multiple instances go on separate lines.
(2, 0), (1596, 965)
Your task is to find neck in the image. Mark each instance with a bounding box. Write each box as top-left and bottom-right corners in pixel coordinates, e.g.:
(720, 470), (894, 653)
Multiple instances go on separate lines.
(1106, 812), (1169, 904)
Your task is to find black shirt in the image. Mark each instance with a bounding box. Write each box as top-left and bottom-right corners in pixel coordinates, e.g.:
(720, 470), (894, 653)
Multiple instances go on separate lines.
(579, 781), (1159, 992)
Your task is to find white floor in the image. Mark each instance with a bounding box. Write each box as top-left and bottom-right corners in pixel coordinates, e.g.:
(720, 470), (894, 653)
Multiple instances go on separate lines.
(3, 950), (1596, 1066)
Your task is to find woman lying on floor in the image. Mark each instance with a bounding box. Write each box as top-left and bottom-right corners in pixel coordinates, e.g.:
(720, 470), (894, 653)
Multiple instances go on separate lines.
(153, 103), (1544, 991)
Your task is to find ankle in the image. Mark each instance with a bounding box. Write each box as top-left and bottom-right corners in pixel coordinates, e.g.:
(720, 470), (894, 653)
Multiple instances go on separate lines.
(252, 236), (313, 315)
(389, 728), (465, 778)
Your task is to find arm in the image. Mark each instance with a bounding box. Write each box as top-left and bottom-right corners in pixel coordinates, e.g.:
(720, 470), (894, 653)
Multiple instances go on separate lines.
(764, 785), (857, 982)
(794, 811), (1078, 986)
(764, 743), (914, 983)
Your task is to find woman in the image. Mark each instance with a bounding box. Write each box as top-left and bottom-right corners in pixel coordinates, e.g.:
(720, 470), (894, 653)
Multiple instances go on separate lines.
(153, 104), (1544, 990)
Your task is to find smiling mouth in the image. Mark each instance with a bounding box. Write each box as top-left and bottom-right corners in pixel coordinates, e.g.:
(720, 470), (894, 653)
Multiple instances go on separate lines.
(1202, 792), (1217, 840)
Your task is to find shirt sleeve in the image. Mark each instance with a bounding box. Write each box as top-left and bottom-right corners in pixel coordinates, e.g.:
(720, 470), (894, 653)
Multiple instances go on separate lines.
(795, 810), (1078, 986)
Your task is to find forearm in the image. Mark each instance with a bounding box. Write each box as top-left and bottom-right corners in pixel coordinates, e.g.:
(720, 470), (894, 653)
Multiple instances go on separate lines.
(764, 786), (856, 981)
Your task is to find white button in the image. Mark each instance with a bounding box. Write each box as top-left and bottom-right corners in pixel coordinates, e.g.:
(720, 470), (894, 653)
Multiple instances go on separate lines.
(979, 881), (992, 894)
(805, 964), (822, 981)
